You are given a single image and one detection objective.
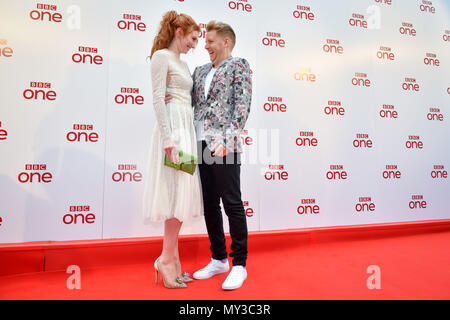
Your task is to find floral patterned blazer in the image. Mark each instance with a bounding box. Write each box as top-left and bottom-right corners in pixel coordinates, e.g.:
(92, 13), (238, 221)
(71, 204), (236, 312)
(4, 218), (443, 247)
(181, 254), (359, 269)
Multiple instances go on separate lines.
(191, 56), (252, 153)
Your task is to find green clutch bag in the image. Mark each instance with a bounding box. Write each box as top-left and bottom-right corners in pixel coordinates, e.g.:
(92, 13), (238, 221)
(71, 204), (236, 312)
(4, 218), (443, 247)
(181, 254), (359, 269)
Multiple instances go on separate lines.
(164, 150), (198, 175)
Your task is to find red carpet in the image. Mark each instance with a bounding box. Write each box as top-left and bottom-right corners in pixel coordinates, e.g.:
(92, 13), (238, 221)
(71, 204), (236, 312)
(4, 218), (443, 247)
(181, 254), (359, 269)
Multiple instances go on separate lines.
(0, 220), (449, 299)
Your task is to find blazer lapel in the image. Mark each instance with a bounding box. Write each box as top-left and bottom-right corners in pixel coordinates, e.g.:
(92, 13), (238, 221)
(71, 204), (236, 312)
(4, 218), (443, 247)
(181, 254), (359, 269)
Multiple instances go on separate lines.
(205, 56), (233, 102)
(198, 64), (213, 103)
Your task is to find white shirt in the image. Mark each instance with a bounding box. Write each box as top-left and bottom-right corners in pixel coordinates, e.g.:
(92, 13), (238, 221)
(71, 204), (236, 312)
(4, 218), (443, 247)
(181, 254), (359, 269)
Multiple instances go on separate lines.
(195, 67), (217, 141)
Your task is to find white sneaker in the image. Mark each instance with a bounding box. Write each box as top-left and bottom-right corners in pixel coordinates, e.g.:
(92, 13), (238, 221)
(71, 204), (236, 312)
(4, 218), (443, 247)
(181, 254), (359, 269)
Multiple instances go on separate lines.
(222, 266), (247, 290)
(193, 258), (230, 280)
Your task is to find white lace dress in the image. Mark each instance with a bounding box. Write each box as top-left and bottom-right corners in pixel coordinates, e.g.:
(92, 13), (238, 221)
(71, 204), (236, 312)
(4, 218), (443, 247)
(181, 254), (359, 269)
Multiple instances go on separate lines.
(143, 48), (204, 223)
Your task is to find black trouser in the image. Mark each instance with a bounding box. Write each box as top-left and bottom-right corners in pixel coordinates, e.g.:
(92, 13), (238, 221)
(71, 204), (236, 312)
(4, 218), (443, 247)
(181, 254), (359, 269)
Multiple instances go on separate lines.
(197, 140), (248, 267)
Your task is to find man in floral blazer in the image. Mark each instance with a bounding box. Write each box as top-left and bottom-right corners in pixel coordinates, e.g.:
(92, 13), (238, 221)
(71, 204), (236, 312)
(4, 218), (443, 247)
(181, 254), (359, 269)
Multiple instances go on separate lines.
(191, 21), (252, 291)
(191, 48), (252, 156)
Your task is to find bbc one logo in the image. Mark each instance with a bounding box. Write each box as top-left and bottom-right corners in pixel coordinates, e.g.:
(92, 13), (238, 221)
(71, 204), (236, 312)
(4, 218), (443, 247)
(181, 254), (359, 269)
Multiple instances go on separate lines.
(29, 3), (62, 23)
(405, 135), (423, 149)
(427, 108), (443, 122)
(443, 30), (450, 42)
(353, 133), (373, 149)
(431, 165), (447, 179)
(379, 104), (398, 119)
(423, 53), (440, 67)
(324, 100), (345, 117)
(352, 72), (371, 87)
(376, 46), (395, 61)
(263, 96), (287, 113)
(294, 67), (316, 82)
(374, 0), (392, 5)
(114, 87), (144, 106)
(355, 197), (375, 213)
(262, 32), (285, 48)
(292, 5), (315, 21)
(348, 13), (368, 29)
(72, 46), (103, 65)
(382, 165), (401, 180)
(399, 22), (417, 37)
(117, 14), (146, 31)
(66, 124), (99, 143)
(419, 0), (436, 14)
(243, 201), (254, 217)
(18, 164), (53, 183)
(295, 131), (318, 148)
(297, 198), (319, 215)
(409, 195), (427, 210)
(23, 82), (56, 101)
(227, 0), (252, 13)
(326, 165), (348, 181)
(112, 164), (142, 183)
(240, 129), (253, 147)
(264, 164), (288, 181)
(323, 39), (343, 54)
(0, 39), (13, 58)
(0, 121), (7, 141)
(63, 206), (96, 225)
(198, 23), (207, 39)
(402, 77), (420, 92)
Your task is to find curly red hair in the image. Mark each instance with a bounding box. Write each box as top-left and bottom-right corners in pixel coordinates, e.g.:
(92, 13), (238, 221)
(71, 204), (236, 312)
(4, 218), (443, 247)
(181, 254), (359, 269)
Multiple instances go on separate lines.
(150, 10), (200, 59)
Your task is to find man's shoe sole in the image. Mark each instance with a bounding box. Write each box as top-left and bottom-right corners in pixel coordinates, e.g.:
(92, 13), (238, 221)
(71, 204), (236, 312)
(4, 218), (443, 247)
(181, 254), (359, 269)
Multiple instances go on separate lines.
(222, 275), (247, 290)
(193, 269), (229, 280)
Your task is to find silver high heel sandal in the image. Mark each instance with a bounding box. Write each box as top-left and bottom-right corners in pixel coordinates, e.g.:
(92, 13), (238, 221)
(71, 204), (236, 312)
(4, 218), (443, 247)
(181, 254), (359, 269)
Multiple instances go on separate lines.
(181, 272), (193, 283)
(154, 258), (187, 289)
(175, 259), (193, 283)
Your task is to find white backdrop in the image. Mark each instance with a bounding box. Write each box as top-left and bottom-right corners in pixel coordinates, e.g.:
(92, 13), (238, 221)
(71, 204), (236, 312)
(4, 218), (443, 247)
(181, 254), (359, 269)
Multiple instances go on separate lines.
(0, 0), (449, 244)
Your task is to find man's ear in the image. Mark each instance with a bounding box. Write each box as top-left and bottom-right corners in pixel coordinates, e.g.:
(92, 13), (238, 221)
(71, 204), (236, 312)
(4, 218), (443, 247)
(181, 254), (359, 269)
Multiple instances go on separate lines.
(224, 37), (231, 48)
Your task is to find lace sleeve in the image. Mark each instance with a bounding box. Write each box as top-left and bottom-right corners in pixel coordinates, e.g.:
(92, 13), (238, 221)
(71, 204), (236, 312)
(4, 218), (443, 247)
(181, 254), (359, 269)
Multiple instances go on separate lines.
(150, 50), (176, 149)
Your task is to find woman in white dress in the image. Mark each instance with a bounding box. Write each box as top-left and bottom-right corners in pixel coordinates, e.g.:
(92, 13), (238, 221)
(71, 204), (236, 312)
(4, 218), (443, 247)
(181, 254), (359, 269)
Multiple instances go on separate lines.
(143, 11), (203, 289)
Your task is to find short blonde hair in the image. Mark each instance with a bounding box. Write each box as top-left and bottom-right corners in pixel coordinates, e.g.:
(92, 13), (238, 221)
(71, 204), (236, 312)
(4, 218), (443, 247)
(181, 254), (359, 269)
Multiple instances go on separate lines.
(206, 20), (236, 49)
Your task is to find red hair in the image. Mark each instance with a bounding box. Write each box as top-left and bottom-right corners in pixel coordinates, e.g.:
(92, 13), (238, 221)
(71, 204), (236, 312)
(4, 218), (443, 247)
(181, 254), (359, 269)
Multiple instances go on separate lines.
(150, 10), (200, 59)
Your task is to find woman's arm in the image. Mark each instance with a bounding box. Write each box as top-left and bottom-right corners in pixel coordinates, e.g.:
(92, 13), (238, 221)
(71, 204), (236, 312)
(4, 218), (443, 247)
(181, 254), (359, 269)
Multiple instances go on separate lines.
(150, 51), (179, 163)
